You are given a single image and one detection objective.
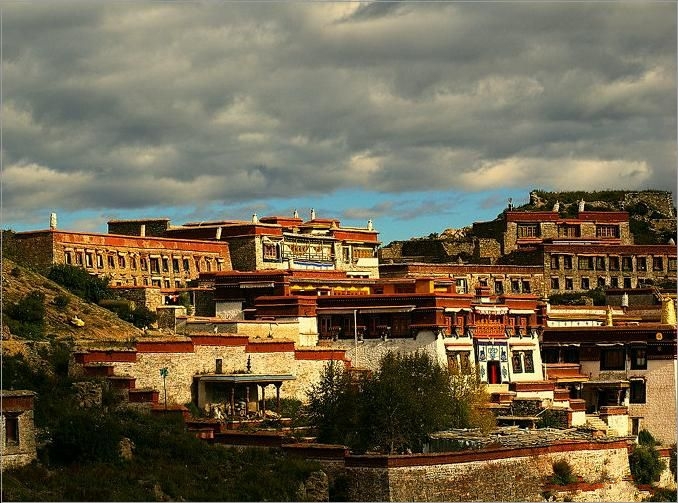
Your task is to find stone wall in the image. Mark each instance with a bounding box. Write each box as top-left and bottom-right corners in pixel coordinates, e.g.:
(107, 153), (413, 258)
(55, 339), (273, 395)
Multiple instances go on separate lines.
(10, 232), (55, 273)
(0, 409), (37, 470)
(346, 441), (642, 502)
(474, 238), (501, 264)
(228, 237), (259, 271)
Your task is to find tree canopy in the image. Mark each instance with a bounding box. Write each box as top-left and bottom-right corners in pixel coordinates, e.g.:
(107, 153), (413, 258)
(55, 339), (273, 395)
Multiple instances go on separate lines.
(305, 351), (494, 454)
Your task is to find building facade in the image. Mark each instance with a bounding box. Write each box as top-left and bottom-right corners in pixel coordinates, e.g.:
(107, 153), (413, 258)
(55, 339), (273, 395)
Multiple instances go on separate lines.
(1, 390), (37, 470)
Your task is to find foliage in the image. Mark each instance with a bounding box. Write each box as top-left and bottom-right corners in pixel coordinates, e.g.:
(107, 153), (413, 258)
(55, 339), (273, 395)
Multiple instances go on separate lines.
(550, 459), (577, 485)
(630, 445), (666, 485)
(53, 294), (70, 310)
(264, 397), (307, 426)
(107, 302), (157, 328)
(448, 363), (495, 433)
(4, 291), (47, 339)
(638, 429), (660, 447)
(670, 444), (676, 482)
(643, 487), (678, 502)
(47, 264), (113, 304)
(305, 352), (494, 454)
(538, 409), (568, 429)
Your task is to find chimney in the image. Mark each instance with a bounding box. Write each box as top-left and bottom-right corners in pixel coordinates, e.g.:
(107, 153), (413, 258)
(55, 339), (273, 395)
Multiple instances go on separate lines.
(293, 209), (299, 218)
(367, 219), (373, 231)
(252, 213), (259, 224)
(140, 224), (146, 237)
(216, 226), (222, 240)
(310, 208), (316, 221)
(49, 212), (57, 230)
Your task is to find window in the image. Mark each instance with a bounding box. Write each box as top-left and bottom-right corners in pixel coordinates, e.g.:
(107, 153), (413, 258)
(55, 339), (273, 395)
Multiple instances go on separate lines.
(597, 277), (606, 288)
(563, 256), (573, 270)
(150, 258), (160, 273)
(563, 346), (580, 364)
(637, 257), (647, 271)
(263, 243), (280, 261)
(164, 279), (170, 288)
(595, 257), (606, 270)
(65, 252), (73, 265)
(550, 277), (560, 290)
(611, 276), (619, 288)
(162, 258), (169, 272)
(565, 277), (573, 290)
(523, 351), (534, 373)
(600, 347), (625, 370)
(107, 255), (115, 269)
(130, 257), (137, 270)
(580, 277), (590, 290)
(558, 225), (580, 238)
(629, 379), (646, 404)
(521, 280), (531, 293)
(183, 258), (190, 271)
(342, 247), (351, 263)
(578, 257), (593, 270)
(96, 254), (104, 268)
(511, 352), (523, 373)
(518, 224), (539, 238)
(542, 347), (559, 364)
(75, 253), (83, 266)
(205, 259), (212, 272)
(669, 257), (677, 271)
(511, 279), (520, 293)
(511, 351), (535, 374)
(447, 351), (471, 373)
(140, 258), (148, 271)
(455, 279), (467, 294)
(85, 253), (93, 268)
(4, 414), (18, 444)
(622, 257), (633, 272)
(630, 347), (647, 370)
(623, 277), (632, 289)
(609, 256), (620, 271)
(596, 225), (619, 238)
(652, 257), (664, 271)
(173, 258), (180, 273)
(152, 279), (161, 287)
(195, 259), (201, 272)
(494, 280), (504, 295)
(118, 255), (126, 268)
(550, 255), (559, 269)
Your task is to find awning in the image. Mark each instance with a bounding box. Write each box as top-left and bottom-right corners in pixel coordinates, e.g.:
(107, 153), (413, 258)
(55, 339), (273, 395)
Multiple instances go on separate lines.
(595, 343), (624, 347)
(508, 309), (536, 315)
(444, 307), (471, 313)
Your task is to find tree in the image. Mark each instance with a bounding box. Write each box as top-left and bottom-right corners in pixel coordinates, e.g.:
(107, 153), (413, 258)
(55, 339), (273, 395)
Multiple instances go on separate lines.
(47, 264), (113, 304)
(5, 291), (46, 339)
(305, 351), (494, 454)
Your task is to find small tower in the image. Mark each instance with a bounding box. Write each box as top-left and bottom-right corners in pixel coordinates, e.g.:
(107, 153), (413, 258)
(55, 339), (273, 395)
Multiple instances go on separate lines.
(49, 212), (57, 230)
(252, 213), (258, 224)
(293, 209), (299, 219)
(578, 199), (585, 213)
(552, 201), (560, 212)
(310, 208), (316, 221)
(606, 305), (614, 327)
(367, 219), (373, 231)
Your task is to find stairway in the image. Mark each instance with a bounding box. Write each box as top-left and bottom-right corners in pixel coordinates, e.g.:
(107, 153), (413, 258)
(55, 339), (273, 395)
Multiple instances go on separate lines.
(585, 414), (609, 433)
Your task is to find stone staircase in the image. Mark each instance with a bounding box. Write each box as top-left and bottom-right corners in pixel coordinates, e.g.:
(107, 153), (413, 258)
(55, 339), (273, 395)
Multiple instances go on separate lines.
(585, 414), (609, 433)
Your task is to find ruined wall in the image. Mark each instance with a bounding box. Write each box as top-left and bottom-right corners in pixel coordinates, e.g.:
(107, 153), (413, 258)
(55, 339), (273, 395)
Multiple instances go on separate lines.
(11, 233), (55, 273)
(347, 442), (640, 502)
(473, 238), (501, 264)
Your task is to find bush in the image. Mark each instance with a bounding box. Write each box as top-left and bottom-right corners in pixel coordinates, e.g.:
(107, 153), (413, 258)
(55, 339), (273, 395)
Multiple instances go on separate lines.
(670, 444), (676, 482)
(630, 445), (666, 484)
(47, 264), (113, 303)
(53, 294), (70, 310)
(5, 291), (46, 339)
(551, 459), (577, 485)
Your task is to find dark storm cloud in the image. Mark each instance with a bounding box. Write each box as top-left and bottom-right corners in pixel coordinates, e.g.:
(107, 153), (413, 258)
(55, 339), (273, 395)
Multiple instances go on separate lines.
(3, 1), (676, 225)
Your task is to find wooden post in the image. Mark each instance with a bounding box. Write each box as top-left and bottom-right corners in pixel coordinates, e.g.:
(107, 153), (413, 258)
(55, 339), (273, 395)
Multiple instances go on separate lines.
(230, 386), (235, 417)
(261, 385), (266, 415)
(275, 383), (281, 413)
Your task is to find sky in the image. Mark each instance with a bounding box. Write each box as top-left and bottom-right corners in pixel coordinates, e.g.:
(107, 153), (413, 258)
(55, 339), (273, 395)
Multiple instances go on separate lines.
(2, 1), (676, 244)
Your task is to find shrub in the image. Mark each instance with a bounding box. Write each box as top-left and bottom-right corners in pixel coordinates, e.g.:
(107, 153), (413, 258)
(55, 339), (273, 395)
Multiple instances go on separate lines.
(630, 445), (666, 484)
(670, 444), (676, 482)
(551, 459), (577, 485)
(5, 291), (46, 339)
(47, 264), (113, 303)
(53, 294), (70, 310)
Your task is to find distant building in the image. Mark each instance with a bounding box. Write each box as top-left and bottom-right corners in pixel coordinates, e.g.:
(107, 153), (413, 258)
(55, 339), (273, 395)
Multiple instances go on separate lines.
(1, 390), (37, 470)
(109, 211), (380, 278)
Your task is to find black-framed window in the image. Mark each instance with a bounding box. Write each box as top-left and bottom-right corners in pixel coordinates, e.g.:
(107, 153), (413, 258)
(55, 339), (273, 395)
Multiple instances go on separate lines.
(611, 276), (619, 288)
(4, 414), (19, 444)
(550, 277), (560, 290)
(542, 347), (559, 364)
(580, 277), (590, 290)
(629, 380), (646, 404)
(623, 277), (632, 289)
(563, 256), (573, 270)
(600, 347), (625, 370)
(629, 347), (647, 370)
(609, 256), (620, 271)
(550, 255), (559, 269)
(637, 257), (647, 271)
(565, 278), (573, 290)
(563, 346), (580, 363)
(494, 280), (504, 295)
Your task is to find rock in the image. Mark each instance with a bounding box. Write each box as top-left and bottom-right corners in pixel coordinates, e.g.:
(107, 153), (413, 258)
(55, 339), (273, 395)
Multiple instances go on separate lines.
(119, 437), (135, 461)
(301, 470), (329, 502)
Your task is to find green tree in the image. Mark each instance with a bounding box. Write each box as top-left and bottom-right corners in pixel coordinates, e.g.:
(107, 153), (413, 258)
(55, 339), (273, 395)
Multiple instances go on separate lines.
(306, 351), (494, 454)
(4, 291), (47, 339)
(47, 264), (113, 303)
(630, 445), (666, 484)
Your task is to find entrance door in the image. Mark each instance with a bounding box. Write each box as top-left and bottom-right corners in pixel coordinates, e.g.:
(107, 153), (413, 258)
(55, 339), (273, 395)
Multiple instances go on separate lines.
(487, 361), (502, 384)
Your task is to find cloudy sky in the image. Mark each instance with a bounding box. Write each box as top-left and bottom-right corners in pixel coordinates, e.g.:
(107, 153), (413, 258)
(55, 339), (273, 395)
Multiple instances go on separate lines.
(2, 1), (676, 243)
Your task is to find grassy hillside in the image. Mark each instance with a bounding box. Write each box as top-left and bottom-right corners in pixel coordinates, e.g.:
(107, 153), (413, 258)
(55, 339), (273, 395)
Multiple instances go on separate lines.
(2, 258), (143, 355)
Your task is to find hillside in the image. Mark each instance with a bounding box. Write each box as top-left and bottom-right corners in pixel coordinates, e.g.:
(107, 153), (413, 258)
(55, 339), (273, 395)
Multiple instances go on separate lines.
(2, 258), (143, 355)
(380, 189), (677, 263)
